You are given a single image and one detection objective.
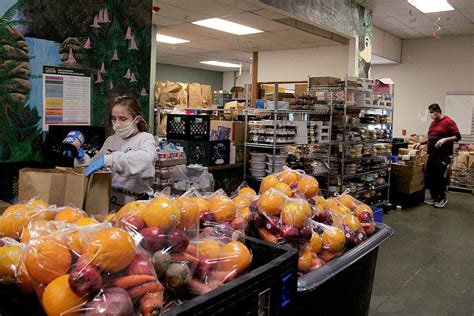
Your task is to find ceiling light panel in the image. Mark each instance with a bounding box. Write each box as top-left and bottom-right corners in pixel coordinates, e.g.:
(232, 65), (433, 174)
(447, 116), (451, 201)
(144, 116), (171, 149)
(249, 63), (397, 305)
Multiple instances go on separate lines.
(192, 18), (263, 35)
(200, 61), (241, 68)
(407, 0), (454, 13)
(156, 34), (189, 44)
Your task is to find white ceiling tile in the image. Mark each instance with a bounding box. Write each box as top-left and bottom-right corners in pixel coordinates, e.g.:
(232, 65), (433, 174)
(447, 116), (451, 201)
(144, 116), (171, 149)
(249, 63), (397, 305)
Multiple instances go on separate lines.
(394, 14), (437, 28)
(413, 26), (453, 37)
(460, 8), (474, 22)
(224, 12), (291, 31)
(156, 26), (211, 41)
(448, 0), (474, 10)
(426, 10), (470, 25)
(152, 15), (182, 27)
(253, 8), (290, 20)
(154, 3), (209, 22)
(157, 0), (244, 16)
(373, 16), (410, 30)
(166, 23), (235, 40)
(373, 0), (421, 17)
(388, 28), (424, 39)
(443, 23), (474, 34)
(270, 28), (327, 43)
(216, 0), (264, 12)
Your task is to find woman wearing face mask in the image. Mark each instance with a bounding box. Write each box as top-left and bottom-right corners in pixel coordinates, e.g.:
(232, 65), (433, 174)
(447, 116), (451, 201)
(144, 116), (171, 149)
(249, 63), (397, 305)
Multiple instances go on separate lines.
(64, 90), (157, 198)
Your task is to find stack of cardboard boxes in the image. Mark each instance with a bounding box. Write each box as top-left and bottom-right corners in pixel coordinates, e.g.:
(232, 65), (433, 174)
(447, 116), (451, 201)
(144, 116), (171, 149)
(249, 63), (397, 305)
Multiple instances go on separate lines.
(391, 148), (428, 194)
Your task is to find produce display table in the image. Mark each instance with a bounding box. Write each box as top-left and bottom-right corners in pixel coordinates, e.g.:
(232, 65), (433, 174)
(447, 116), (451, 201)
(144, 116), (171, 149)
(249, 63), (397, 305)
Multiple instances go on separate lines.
(295, 223), (394, 315)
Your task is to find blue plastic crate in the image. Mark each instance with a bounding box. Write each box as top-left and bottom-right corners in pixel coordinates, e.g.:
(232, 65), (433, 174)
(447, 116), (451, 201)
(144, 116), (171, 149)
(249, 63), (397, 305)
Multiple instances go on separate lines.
(373, 207), (383, 223)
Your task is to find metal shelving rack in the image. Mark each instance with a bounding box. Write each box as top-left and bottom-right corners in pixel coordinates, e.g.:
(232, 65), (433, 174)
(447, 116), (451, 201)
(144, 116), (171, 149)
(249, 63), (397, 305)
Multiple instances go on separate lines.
(243, 82), (333, 195)
(323, 78), (394, 208)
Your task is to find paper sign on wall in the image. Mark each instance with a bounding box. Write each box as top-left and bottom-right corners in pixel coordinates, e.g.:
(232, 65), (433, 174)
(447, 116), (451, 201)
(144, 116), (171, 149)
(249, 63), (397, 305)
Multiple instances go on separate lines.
(42, 66), (91, 131)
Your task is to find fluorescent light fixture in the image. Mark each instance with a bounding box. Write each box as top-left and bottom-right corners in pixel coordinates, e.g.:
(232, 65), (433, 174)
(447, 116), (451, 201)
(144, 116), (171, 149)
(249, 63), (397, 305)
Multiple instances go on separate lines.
(407, 0), (454, 13)
(192, 18), (263, 35)
(371, 54), (398, 65)
(200, 61), (241, 68)
(156, 34), (189, 44)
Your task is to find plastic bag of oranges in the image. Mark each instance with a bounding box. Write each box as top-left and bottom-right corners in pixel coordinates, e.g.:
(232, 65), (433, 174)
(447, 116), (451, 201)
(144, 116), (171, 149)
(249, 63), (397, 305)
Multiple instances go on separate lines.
(310, 220), (346, 264)
(0, 198), (60, 241)
(332, 192), (375, 236)
(0, 237), (23, 285)
(247, 188), (314, 246)
(259, 167), (320, 202)
(20, 220), (165, 316)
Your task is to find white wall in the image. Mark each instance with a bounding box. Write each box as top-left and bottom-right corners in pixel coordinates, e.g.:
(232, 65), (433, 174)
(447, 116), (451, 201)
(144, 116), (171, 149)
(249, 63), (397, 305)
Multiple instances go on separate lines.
(372, 35), (474, 137)
(258, 46), (349, 82)
(223, 71), (251, 91)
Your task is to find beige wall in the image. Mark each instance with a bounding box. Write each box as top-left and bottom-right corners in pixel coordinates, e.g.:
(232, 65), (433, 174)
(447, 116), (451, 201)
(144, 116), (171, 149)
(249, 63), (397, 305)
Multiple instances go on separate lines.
(258, 45), (350, 82)
(372, 26), (402, 63)
(372, 35), (474, 137)
(223, 71), (251, 92)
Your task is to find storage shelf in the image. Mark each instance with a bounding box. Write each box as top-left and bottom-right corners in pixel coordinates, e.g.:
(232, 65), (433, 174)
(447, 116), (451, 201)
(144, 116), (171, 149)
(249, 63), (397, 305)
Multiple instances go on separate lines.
(245, 143), (290, 149)
(157, 106), (240, 112)
(245, 175), (264, 181)
(208, 163), (244, 171)
(370, 201), (388, 208)
(332, 122), (392, 128)
(331, 167), (391, 179)
(329, 154), (391, 162)
(246, 109), (330, 115)
(334, 105), (393, 111)
(330, 139), (392, 145)
(350, 184), (390, 196)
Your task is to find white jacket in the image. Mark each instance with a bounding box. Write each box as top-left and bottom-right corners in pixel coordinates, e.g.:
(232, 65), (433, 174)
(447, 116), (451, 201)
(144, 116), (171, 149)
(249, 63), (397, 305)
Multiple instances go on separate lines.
(75, 132), (157, 195)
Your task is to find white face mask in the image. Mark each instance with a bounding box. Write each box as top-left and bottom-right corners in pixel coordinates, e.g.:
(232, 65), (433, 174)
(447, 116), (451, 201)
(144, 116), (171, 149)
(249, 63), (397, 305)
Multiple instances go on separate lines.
(113, 117), (139, 138)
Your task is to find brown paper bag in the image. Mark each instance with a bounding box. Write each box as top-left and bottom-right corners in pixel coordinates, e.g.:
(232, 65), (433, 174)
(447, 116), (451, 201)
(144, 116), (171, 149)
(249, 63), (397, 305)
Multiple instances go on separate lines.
(188, 83), (203, 108)
(19, 167), (111, 218)
(157, 81), (188, 108)
(201, 84), (212, 108)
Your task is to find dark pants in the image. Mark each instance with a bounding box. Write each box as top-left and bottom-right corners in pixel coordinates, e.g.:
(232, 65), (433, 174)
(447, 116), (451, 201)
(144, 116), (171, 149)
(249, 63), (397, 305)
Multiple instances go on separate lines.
(426, 155), (450, 201)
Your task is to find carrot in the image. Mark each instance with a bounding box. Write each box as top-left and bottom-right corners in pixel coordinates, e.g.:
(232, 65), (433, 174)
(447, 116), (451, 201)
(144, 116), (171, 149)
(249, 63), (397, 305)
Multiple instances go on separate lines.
(128, 281), (164, 300)
(139, 291), (164, 316)
(209, 270), (238, 283)
(188, 279), (213, 296)
(111, 275), (156, 289)
(257, 227), (279, 243)
(170, 252), (200, 266)
(185, 243), (198, 257)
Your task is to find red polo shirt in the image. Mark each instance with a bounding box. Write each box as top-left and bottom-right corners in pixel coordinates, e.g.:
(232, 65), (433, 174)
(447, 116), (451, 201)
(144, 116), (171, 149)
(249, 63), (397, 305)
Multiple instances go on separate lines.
(427, 115), (461, 155)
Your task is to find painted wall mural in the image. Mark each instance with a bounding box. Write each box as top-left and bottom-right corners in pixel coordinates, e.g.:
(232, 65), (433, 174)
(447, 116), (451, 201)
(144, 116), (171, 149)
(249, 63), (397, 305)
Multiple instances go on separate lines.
(0, 0), (152, 163)
(260, 0), (373, 78)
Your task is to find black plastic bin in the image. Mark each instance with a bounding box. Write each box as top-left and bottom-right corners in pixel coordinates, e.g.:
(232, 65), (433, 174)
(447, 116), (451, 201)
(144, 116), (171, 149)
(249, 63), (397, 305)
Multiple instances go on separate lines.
(167, 140), (230, 167)
(167, 114), (210, 140)
(295, 223), (394, 316)
(163, 236), (298, 316)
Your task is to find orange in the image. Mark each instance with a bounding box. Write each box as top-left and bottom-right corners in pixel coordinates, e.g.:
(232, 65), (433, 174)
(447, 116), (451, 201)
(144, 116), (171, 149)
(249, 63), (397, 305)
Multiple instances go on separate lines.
(240, 207), (250, 219)
(325, 198), (338, 210)
(306, 233), (322, 254)
(315, 195), (326, 207)
(218, 241), (252, 274)
(301, 201), (312, 217)
(66, 231), (85, 256)
(208, 195), (236, 223)
(74, 217), (98, 226)
(17, 265), (34, 294)
(259, 175), (279, 193)
(297, 176), (319, 198)
(21, 220), (51, 243)
(28, 199), (54, 220)
(176, 197), (200, 230)
(272, 182), (293, 197)
(238, 187), (257, 204)
(257, 189), (285, 216)
(42, 274), (86, 316)
(343, 215), (361, 232)
(338, 195), (357, 211)
(27, 198), (49, 210)
(232, 196), (249, 212)
(278, 170), (300, 186)
(192, 197), (209, 213)
(354, 203), (373, 217)
(25, 238), (72, 285)
(142, 197), (181, 230)
(298, 249), (313, 272)
(329, 203), (351, 215)
(281, 201), (310, 228)
(197, 239), (222, 259)
(0, 244), (21, 284)
(322, 227), (345, 253)
(0, 204), (34, 240)
(54, 207), (84, 223)
(116, 201), (147, 220)
(83, 227), (136, 272)
(103, 212), (116, 222)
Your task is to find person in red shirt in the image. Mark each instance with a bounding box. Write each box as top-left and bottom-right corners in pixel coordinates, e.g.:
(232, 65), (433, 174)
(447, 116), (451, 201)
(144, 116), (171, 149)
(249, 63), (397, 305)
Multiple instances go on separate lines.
(414, 103), (461, 208)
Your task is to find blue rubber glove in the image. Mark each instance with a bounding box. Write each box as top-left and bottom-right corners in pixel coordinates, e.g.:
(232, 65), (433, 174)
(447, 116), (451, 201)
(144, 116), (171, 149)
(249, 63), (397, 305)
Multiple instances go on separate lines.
(84, 156), (105, 177)
(62, 131), (85, 159)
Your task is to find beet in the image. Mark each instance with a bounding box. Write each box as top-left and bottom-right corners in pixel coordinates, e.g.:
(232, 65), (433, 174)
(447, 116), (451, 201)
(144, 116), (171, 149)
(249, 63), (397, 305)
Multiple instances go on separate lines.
(84, 287), (134, 316)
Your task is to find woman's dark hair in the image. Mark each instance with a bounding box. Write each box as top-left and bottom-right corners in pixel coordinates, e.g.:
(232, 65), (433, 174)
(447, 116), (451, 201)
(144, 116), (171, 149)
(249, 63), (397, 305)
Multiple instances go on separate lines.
(428, 103), (442, 113)
(106, 85), (148, 132)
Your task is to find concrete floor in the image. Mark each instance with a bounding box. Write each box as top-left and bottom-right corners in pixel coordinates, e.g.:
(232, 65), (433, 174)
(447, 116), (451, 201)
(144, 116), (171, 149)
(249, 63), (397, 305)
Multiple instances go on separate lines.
(369, 192), (474, 315)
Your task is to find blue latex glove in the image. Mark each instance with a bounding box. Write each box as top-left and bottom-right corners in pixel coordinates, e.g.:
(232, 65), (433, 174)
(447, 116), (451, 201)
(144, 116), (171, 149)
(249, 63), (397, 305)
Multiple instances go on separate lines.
(84, 156), (105, 177)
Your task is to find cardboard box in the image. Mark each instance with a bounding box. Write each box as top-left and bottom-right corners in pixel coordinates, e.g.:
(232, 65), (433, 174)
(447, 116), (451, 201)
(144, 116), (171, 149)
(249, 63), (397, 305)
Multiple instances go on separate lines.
(210, 120), (245, 143)
(394, 172), (424, 194)
(309, 76), (341, 87)
(391, 163), (425, 177)
(373, 78), (395, 94)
